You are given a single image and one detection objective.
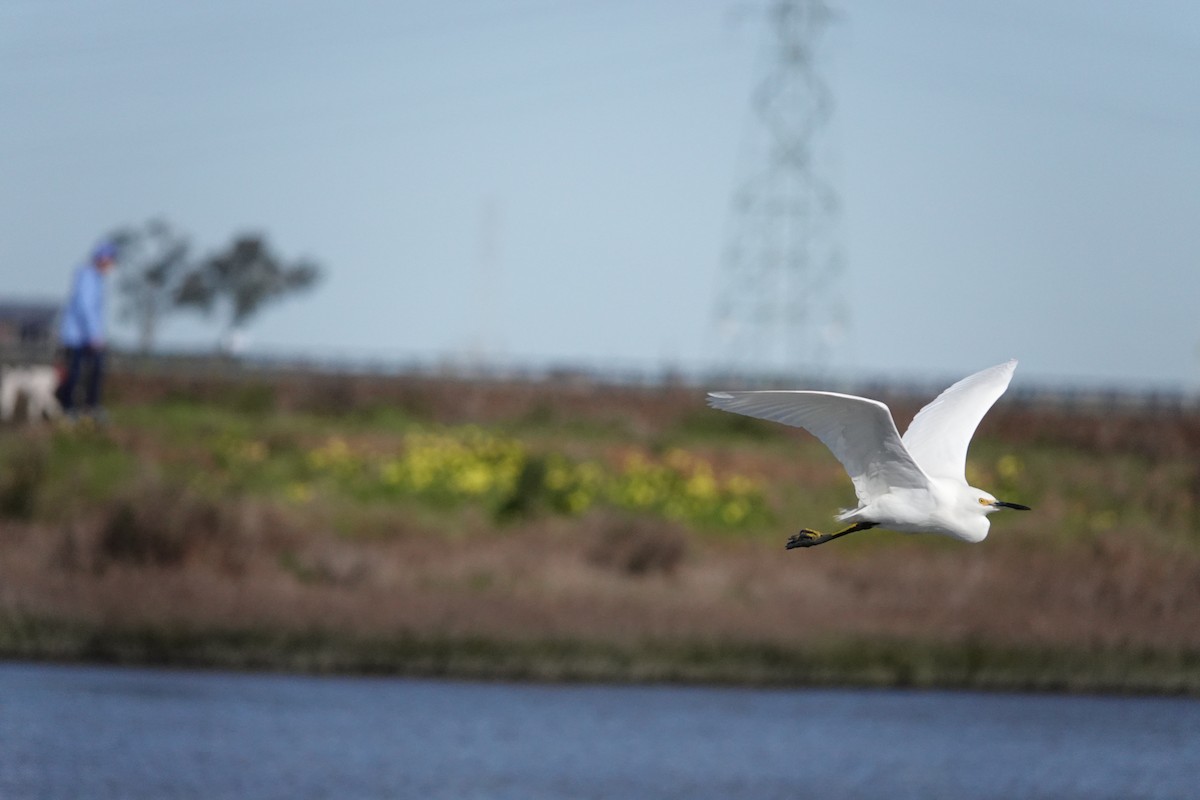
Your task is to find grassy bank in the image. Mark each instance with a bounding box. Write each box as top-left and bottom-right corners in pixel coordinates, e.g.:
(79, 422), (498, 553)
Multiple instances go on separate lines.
(3, 367), (1200, 693)
(5, 614), (1200, 696)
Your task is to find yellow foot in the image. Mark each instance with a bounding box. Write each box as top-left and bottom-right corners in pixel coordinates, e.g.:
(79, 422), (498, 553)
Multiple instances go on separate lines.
(785, 529), (826, 549)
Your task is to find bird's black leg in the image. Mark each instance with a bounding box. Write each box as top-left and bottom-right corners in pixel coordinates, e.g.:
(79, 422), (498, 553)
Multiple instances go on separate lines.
(786, 521), (878, 549)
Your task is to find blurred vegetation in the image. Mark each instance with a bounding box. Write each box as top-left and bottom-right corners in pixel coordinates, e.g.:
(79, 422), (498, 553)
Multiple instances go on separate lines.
(4, 375), (1200, 692)
(0, 401), (770, 540)
(3, 391), (1200, 550)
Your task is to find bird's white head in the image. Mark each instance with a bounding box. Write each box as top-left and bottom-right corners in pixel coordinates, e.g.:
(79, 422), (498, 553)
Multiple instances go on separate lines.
(969, 487), (1032, 516)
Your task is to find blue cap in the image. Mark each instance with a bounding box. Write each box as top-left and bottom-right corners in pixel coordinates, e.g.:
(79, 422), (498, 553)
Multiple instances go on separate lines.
(92, 241), (118, 262)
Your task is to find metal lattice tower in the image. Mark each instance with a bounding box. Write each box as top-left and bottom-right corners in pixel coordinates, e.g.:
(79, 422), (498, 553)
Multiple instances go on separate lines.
(713, 0), (847, 376)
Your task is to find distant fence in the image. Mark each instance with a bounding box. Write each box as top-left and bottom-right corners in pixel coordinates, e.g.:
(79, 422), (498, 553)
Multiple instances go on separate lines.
(3, 344), (1198, 415)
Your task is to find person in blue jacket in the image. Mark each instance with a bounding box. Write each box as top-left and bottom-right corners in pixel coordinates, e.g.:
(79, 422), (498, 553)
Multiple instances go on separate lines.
(56, 241), (118, 417)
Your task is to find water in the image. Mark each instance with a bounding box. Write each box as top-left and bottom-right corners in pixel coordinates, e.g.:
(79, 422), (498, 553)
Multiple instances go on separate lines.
(2, 662), (1199, 799)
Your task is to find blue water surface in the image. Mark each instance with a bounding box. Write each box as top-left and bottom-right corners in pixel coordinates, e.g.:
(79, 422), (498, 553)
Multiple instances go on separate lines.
(1, 661), (1198, 799)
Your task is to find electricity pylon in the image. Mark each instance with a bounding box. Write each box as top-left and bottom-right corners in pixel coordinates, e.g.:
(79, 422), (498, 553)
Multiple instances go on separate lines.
(713, 0), (847, 376)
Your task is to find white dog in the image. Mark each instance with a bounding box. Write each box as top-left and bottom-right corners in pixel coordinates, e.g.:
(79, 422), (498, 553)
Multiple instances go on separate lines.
(0, 364), (63, 422)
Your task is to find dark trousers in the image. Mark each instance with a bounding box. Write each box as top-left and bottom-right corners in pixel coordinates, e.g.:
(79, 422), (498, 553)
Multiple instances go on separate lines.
(56, 346), (105, 412)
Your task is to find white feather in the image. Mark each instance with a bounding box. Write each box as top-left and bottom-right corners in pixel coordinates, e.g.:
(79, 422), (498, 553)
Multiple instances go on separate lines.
(901, 359), (1017, 481)
(705, 390), (929, 505)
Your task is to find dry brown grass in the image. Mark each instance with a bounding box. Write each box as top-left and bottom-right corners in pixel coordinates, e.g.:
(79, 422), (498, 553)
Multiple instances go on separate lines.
(4, 506), (1199, 655)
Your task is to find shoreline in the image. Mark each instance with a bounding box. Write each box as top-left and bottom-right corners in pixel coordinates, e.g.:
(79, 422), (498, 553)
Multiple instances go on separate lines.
(4, 615), (1199, 697)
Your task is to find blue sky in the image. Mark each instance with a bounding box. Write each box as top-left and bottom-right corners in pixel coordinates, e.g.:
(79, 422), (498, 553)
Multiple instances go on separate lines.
(3, 1), (1198, 389)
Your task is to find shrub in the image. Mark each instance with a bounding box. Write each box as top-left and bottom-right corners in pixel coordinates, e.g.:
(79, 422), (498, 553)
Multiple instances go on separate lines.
(91, 476), (281, 573)
(493, 456), (548, 522)
(0, 438), (48, 520)
(585, 514), (688, 576)
(97, 483), (222, 568)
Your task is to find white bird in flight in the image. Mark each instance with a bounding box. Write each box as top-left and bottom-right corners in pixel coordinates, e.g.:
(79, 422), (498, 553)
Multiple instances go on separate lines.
(707, 359), (1030, 549)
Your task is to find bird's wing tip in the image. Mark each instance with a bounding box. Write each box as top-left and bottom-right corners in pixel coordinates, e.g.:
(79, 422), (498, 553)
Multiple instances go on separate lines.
(706, 391), (735, 407)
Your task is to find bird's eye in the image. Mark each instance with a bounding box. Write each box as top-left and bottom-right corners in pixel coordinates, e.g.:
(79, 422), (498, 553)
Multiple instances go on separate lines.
(978, 497), (990, 505)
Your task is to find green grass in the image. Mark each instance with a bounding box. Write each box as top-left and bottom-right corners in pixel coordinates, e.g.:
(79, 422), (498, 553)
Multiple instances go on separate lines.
(0, 429), (138, 521)
(6, 396), (1199, 548)
(4, 613), (1199, 695)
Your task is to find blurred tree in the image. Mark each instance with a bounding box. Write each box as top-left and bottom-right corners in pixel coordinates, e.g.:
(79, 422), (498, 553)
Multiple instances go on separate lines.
(175, 234), (321, 353)
(113, 219), (192, 353)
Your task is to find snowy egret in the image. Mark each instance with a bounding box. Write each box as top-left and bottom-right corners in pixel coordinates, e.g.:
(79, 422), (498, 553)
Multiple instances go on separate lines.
(707, 360), (1030, 549)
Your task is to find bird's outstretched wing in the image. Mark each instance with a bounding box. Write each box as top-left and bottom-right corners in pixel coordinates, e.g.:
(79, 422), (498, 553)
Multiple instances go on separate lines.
(901, 360), (1017, 482)
(706, 390), (930, 504)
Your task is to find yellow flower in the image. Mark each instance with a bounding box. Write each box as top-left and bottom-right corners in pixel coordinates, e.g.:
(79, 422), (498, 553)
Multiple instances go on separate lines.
(722, 500), (749, 525)
(685, 468), (718, 500)
(629, 481), (657, 508)
(309, 437), (355, 471)
(454, 463), (493, 495)
(546, 462), (571, 491)
(726, 475), (758, 495)
(286, 482), (313, 504)
(380, 461), (405, 486)
(566, 489), (592, 514)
